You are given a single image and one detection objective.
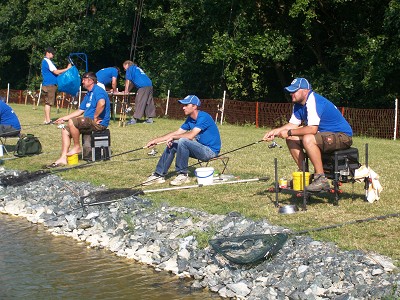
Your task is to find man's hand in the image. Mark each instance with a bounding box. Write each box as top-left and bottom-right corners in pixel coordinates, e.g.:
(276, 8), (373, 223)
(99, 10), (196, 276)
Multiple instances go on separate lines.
(53, 118), (65, 125)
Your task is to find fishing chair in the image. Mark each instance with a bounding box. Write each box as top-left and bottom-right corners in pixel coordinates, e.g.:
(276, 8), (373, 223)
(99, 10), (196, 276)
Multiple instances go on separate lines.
(198, 156), (230, 175)
(81, 129), (111, 161)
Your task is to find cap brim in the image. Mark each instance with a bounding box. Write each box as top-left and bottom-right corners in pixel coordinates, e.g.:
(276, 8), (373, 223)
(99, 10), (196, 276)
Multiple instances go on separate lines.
(178, 100), (190, 104)
(285, 86), (300, 93)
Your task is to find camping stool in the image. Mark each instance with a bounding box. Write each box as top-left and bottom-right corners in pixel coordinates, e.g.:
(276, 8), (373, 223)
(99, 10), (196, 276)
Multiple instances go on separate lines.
(305, 145), (369, 206)
(81, 129), (111, 161)
(0, 133), (21, 155)
(198, 156), (230, 175)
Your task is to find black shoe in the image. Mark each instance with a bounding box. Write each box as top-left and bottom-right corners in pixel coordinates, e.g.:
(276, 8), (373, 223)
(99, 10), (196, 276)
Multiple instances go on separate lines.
(306, 174), (330, 192)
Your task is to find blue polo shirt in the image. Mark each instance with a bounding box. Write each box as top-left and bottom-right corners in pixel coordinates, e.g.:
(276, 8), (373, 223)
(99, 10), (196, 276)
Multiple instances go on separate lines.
(41, 58), (58, 86)
(181, 111), (221, 154)
(79, 85), (111, 127)
(289, 91), (353, 136)
(96, 67), (119, 85)
(126, 65), (152, 88)
(0, 101), (21, 130)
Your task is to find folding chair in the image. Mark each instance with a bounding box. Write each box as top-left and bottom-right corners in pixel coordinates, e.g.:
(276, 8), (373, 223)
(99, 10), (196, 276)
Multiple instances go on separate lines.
(0, 133), (21, 155)
(198, 156), (230, 174)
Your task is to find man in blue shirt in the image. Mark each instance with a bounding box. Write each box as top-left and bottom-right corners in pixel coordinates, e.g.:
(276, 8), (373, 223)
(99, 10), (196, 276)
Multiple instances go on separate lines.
(41, 47), (71, 124)
(96, 67), (120, 93)
(48, 72), (110, 167)
(123, 60), (155, 125)
(263, 78), (353, 192)
(0, 100), (21, 137)
(142, 95), (221, 186)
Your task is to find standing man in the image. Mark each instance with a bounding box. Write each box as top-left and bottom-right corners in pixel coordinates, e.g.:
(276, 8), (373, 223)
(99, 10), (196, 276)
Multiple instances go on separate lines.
(41, 47), (71, 124)
(263, 78), (353, 192)
(142, 95), (221, 186)
(0, 100), (21, 137)
(123, 60), (156, 125)
(47, 72), (110, 167)
(96, 67), (120, 92)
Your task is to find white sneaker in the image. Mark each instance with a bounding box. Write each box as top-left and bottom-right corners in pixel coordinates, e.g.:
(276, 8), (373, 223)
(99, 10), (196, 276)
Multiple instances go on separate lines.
(170, 173), (190, 186)
(142, 174), (165, 186)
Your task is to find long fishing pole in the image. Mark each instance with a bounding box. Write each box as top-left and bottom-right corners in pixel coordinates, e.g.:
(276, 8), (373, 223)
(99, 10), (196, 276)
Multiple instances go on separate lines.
(80, 140), (280, 206)
(0, 142), (167, 186)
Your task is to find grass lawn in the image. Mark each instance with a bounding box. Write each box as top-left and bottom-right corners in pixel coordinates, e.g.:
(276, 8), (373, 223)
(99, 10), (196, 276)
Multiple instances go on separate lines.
(4, 103), (400, 264)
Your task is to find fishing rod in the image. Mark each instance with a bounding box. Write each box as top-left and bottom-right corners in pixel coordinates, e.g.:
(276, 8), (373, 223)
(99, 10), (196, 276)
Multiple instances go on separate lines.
(79, 140), (280, 206)
(0, 142), (167, 187)
(84, 177), (271, 207)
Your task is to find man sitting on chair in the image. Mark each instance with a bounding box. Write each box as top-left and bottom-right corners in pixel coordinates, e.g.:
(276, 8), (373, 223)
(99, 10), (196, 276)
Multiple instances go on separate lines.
(142, 95), (221, 186)
(48, 72), (110, 167)
(0, 99), (21, 137)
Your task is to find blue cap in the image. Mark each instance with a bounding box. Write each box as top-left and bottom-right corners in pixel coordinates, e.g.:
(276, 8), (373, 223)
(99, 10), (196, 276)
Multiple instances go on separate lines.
(178, 95), (201, 106)
(284, 78), (312, 93)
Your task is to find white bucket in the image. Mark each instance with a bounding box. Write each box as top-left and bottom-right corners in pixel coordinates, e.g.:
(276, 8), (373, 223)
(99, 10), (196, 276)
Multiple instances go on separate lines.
(195, 167), (214, 185)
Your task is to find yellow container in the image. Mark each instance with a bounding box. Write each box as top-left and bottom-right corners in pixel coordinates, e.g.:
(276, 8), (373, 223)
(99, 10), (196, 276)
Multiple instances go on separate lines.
(67, 153), (79, 165)
(292, 172), (310, 191)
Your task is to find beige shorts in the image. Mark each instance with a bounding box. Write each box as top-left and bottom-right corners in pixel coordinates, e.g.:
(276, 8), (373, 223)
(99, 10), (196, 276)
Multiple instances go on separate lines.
(42, 85), (57, 106)
(315, 132), (353, 153)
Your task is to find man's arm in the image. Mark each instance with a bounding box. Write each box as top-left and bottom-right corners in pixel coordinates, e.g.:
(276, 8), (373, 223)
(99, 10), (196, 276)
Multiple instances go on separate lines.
(111, 77), (118, 93)
(52, 63), (72, 75)
(54, 109), (84, 124)
(146, 128), (187, 148)
(93, 99), (106, 124)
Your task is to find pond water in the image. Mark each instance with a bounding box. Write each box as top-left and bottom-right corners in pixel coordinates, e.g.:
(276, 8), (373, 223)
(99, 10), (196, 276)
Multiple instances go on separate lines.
(0, 214), (218, 299)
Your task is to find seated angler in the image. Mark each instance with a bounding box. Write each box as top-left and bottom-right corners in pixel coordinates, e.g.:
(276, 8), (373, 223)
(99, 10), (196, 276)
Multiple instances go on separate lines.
(48, 72), (110, 167)
(142, 95), (221, 186)
(0, 99), (21, 138)
(262, 78), (353, 192)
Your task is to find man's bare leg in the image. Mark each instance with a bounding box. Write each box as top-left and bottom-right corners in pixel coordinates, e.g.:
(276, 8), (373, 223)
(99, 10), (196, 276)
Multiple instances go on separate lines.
(66, 119), (82, 156)
(286, 137), (306, 171)
(302, 134), (324, 174)
(44, 104), (51, 123)
(54, 129), (71, 165)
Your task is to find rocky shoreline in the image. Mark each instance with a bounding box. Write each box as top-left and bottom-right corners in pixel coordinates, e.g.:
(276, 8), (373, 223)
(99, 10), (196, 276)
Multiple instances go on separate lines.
(0, 169), (399, 299)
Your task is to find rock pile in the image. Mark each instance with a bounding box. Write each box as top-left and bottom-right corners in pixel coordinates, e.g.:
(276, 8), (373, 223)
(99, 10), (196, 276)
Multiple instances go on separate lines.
(0, 169), (399, 299)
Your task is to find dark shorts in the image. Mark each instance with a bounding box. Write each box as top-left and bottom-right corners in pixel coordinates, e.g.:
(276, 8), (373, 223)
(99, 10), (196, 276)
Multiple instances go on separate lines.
(42, 85), (57, 106)
(315, 132), (353, 153)
(65, 117), (106, 135)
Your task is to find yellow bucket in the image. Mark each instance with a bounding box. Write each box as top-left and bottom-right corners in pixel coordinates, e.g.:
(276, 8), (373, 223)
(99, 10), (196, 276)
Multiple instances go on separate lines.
(292, 171), (310, 191)
(67, 153), (79, 165)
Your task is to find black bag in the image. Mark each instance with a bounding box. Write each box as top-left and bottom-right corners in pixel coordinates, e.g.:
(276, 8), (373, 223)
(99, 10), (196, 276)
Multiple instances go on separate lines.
(14, 134), (42, 157)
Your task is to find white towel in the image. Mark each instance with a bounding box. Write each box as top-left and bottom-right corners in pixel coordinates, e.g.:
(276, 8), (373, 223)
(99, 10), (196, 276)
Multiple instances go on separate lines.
(354, 166), (383, 203)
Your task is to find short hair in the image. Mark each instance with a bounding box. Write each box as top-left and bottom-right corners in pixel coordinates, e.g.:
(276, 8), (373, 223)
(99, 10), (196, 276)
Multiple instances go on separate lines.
(82, 71), (98, 83)
(123, 60), (135, 68)
(45, 46), (55, 54)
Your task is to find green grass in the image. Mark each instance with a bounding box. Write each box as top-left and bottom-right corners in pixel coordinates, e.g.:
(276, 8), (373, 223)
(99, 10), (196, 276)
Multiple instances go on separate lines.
(5, 103), (400, 263)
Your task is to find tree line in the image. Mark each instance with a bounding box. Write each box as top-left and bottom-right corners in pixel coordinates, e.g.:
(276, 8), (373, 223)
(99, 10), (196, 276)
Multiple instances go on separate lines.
(1, 0), (399, 108)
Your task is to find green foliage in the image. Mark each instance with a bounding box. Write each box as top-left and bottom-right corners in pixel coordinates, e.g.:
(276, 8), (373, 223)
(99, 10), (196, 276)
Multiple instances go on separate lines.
(1, 0), (400, 106)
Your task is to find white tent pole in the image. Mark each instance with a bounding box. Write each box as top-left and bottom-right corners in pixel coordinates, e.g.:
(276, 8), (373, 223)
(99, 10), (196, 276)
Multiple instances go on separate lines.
(394, 98), (398, 140)
(37, 84), (42, 106)
(78, 86), (82, 107)
(165, 89), (170, 115)
(6, 83), (10, 103)
(220, 90), (226, 125)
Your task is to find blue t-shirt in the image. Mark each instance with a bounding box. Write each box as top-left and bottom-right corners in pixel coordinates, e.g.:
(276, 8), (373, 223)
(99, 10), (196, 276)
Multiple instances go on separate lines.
(181, 111), (221, 154)
(289, 91), (353, 136)
(79, 85), (111, 127)
(96, 67), (119, 85)
(41, 58), (58, 86)
(126, 65), (152, 88)
(0, 101), (21, 130)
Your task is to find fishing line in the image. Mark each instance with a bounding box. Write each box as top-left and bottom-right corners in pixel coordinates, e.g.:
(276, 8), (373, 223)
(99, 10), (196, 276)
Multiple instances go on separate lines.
(80, 140), (279, 206)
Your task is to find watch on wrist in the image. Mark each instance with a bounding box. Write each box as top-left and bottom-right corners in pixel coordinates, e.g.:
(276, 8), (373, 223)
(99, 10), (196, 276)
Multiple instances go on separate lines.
(288, 129), (292, 136)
